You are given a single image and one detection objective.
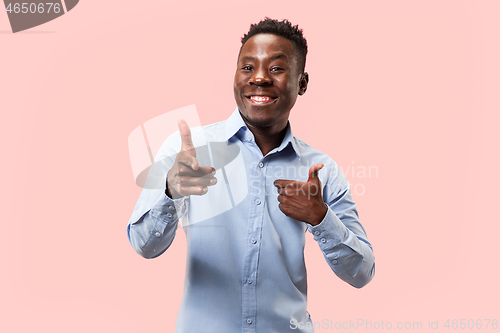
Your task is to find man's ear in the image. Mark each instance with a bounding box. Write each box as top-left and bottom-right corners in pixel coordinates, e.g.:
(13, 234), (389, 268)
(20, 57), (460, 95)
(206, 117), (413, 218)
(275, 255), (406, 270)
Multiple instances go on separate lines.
(298, 72), (309, 96)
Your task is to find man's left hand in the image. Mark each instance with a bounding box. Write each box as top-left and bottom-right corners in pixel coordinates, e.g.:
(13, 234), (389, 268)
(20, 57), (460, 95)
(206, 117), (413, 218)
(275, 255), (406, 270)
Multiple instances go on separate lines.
(274, 164), (328, 226)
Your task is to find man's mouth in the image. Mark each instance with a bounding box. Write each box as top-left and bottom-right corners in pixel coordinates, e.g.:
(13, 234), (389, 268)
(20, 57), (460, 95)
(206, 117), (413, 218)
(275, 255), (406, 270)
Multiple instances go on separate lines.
(246, 95), (277, 105)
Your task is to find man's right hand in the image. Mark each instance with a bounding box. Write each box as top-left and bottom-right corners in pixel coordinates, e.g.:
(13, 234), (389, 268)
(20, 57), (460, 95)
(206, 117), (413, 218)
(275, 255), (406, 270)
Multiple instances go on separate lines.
(166, 119), (217, 199)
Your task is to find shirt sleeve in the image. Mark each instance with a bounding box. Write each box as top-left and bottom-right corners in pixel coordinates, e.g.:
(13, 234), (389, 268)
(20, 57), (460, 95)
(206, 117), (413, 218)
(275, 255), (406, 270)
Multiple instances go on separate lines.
(127, 189), (188, 259)
(127, 130), (188, 259)
(307, 165), (375, 288)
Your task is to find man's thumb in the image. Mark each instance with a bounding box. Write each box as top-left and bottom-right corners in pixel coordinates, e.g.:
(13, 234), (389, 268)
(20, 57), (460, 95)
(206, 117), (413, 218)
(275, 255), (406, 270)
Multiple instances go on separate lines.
(307, 164), (324, 183)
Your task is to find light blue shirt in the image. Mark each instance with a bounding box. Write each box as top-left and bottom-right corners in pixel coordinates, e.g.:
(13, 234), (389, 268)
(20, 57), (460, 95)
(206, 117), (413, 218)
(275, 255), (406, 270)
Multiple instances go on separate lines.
(127, 108), (375, 333)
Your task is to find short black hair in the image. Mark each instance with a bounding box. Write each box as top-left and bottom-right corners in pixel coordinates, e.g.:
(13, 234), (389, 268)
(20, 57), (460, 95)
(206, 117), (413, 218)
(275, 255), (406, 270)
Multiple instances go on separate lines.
(240, 18), (308, 74)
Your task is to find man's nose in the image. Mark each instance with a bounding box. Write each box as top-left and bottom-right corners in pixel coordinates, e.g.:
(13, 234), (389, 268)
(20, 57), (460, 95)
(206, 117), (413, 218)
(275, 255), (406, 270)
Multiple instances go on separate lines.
(249, 68), (271, 85)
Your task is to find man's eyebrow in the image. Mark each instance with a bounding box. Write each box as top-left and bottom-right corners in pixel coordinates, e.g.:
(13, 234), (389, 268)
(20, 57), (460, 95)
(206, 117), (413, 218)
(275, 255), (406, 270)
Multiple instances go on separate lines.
(240, 54), (288, 61)
(270, 54), (287, 60)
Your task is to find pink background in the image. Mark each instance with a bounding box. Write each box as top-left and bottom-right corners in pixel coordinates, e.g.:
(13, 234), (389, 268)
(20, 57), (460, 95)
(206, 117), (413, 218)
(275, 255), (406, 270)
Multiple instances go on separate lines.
(1, 1), (499, 332)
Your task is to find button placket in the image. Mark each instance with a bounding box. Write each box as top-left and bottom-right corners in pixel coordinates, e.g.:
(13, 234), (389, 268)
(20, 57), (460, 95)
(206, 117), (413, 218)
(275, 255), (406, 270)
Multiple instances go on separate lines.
(241, 160), (266, 332)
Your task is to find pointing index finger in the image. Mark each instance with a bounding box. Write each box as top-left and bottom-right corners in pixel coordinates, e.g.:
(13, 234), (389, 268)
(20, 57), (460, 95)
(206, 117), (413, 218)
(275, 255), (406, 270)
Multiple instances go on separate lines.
(274, 179), (293, 188)
(178, 119), (195, 152)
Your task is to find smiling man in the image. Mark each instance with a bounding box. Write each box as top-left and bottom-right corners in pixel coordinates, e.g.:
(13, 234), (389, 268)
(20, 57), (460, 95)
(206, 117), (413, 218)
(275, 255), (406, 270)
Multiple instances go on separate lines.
(128, 18), (375, 333)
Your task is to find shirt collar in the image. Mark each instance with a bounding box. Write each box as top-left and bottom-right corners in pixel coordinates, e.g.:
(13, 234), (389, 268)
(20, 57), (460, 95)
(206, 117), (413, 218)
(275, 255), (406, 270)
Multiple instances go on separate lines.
(278, 122), (302, 160)
(223, 108), (248, 142)
(223, 108), (301, 159)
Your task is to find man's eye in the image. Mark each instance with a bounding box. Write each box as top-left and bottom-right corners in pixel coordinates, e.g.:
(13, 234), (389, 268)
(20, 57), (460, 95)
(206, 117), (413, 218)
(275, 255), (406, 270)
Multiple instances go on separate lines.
(242, 66), (253, 71)
(270, 67), (283, 72)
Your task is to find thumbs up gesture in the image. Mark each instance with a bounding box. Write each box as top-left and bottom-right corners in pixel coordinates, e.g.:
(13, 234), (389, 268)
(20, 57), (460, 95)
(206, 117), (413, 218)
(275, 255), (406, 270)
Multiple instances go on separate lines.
(273, 164), (328, 226)
(166, 119), (217, 199)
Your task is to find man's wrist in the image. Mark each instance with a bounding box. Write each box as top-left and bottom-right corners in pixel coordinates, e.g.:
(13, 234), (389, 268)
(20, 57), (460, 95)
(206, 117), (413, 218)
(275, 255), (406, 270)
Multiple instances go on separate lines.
(307, 207), (348, 245)
(308, 203), (328, 226)
(165, 180), (173, 199)
(165, 182), (179, 199)
(165, 180), (184, 199)
(165, 169), (179, 199)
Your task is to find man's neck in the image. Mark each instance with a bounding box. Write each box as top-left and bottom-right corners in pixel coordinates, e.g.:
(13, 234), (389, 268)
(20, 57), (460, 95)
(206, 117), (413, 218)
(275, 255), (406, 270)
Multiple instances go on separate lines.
(246, 122), (288, 156)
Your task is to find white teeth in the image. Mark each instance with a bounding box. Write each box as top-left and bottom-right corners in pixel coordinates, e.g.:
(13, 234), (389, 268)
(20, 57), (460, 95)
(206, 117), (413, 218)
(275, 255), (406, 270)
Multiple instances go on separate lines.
(251, 96), (271, 102)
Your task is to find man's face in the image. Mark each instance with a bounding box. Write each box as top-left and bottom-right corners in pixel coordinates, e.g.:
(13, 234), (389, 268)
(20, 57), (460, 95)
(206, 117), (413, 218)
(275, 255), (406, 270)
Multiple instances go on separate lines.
(234, 33), (308, 131)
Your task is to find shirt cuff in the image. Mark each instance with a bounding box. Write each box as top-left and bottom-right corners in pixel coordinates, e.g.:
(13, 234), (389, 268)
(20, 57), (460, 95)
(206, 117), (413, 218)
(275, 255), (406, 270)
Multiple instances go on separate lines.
(150, 194), (187, 226)
(307, 207), (348, 248)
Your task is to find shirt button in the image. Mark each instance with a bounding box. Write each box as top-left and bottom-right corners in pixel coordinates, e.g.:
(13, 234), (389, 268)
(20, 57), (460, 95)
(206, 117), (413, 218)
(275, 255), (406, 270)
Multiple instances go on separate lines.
(169, 206), (175, 211)
(247, 278), (253, 284)
(321, 238), (326, 243)
(251, 238), (257, 244)
(258, 162), (264, 168)
(332, 260), (338, 264)
(155, 232), (161, 237)
(255, 199), (261, 205)
(314, 231), (320, 236)
(167, 213), (173, 218)
(247, 318), (252, 324)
